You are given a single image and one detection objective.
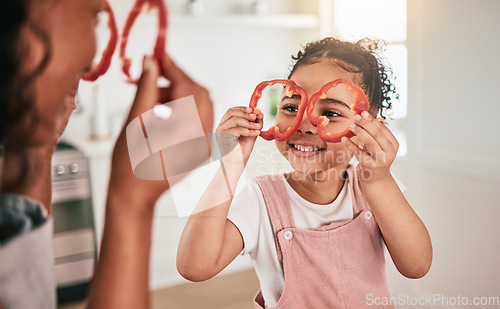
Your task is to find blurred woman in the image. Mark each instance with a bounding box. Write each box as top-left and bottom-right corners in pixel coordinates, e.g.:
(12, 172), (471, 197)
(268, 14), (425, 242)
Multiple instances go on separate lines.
(0, 0), (213, 308)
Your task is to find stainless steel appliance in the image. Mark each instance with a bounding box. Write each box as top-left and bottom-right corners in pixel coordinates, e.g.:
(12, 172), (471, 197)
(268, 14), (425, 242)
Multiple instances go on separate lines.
(52, 141), (97, 304)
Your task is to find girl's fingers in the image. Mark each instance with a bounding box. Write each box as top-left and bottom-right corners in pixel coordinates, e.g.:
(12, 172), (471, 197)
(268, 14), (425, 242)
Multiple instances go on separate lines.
(377, 120), (400, 150)
(219, 107), (258, 126)
(216, 107), (263, 140)
(341, 136), (372, 164)
(222, 116), (263, 131)
(225, 127), (261, 138)
(352, 113), (398, 153)
(368, 117), (399, 150)
(349, 122), (383, 155)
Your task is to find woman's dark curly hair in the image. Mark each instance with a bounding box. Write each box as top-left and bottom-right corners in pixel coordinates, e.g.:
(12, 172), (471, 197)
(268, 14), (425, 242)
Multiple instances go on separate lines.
(288, 37), (398, 120)
(1, 0), (51, 186)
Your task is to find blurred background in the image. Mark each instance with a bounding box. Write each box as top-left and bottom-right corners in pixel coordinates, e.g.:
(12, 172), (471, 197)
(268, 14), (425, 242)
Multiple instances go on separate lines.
(59, 0), (500, 308)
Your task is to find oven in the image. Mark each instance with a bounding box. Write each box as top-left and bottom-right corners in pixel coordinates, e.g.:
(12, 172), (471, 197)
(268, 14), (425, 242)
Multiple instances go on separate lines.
(52, 141), (97, 304)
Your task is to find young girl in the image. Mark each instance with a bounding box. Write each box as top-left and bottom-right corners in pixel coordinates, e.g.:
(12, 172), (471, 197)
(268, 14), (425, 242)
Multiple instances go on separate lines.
(177, 37), (432, 308)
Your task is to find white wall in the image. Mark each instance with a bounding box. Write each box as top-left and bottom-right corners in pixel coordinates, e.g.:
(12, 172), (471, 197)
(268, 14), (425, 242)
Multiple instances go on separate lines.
(386, 0), (500, 307)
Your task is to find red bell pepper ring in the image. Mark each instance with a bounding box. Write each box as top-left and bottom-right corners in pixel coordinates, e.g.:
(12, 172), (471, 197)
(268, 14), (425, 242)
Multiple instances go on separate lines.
(307, 78), (369, 142)
(120, 0), (168, 83)
(81, 1), (118, 82)
(249, 80), (309, 141)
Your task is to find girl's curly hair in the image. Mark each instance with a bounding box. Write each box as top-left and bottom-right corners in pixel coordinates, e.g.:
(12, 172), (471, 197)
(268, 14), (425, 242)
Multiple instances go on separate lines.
(288, 37), (398, 119)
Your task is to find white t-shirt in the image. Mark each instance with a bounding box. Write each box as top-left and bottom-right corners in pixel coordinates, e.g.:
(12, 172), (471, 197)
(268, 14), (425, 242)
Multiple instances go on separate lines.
(227, 174), (354, 307)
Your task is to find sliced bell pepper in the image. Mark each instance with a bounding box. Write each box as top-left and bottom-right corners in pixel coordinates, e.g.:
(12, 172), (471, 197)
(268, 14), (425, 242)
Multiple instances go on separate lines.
(249, 80), (309, 141)
(120, 0), (168, 83)
(81, 1), (118, 82)
(307, 78), (369, 142)
(249, 78), (369, 142)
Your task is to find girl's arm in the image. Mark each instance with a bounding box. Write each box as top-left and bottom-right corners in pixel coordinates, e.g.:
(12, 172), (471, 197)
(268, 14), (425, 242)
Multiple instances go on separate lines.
(177, 107), (263, 282)
(342, 111), (432, 278)
(360, 174), (432, 278)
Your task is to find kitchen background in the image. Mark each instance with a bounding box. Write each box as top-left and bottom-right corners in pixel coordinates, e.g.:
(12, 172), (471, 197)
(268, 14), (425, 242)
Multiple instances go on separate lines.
(60, 0), (500, 307)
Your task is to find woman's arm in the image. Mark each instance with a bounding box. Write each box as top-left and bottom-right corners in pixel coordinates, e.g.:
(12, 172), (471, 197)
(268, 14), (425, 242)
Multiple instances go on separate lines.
(87, 55), (214, 309)
(177, 107), (262, 282)
(342, 111), (432, 278)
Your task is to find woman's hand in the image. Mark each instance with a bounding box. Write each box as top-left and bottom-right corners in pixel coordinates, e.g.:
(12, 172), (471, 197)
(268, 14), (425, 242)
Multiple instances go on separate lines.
(159, 53), (213, 135)
(341, 110), (399, 183)
(108, 54), (215, 208)
(215, 106), (263, 165)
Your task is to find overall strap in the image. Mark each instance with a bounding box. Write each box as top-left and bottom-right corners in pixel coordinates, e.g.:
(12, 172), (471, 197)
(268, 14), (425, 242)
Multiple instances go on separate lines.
(255, 175), (296, 231)
(255, 175), (296, 264)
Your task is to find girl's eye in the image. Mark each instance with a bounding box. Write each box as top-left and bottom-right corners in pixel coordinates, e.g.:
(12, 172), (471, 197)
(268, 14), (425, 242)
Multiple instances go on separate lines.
(323, 110), (343, 117)
(283, 105), (298, 113)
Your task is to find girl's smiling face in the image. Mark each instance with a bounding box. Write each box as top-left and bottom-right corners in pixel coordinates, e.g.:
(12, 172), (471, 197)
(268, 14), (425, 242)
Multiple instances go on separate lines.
(274, 58), (364, 176)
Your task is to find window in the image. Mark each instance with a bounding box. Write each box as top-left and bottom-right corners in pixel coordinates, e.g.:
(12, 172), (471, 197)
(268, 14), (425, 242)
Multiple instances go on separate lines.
(333, 0), (407, 119)
(331, 0), (408, 156)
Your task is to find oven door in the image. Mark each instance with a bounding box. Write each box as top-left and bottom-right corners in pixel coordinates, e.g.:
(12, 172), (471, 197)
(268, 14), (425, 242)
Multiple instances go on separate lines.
(52, 148), (97, 304)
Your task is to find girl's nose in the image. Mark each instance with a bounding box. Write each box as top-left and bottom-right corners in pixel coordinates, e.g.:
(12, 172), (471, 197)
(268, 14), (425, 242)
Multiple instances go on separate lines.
(296, 112), (316, 135)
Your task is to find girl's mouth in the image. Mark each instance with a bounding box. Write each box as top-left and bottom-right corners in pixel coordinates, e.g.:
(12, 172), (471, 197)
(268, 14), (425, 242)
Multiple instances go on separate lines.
(289, 144), (326, 158)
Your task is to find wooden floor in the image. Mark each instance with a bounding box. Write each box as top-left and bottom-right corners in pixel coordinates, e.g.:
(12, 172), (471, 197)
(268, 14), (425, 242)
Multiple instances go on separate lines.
(59, 268), (260, 309)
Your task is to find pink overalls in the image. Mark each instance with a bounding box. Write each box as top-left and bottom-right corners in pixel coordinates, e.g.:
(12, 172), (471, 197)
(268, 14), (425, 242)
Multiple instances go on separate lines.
(253, 165), (394, 309)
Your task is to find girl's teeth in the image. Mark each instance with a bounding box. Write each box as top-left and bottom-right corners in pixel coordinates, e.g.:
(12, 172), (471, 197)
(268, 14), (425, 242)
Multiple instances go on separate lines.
(294, 145), (319, 152)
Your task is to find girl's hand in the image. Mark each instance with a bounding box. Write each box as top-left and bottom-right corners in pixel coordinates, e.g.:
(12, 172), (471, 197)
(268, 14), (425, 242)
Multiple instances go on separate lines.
(341, 111), (399, 184)
(215, 107), (263, 165)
